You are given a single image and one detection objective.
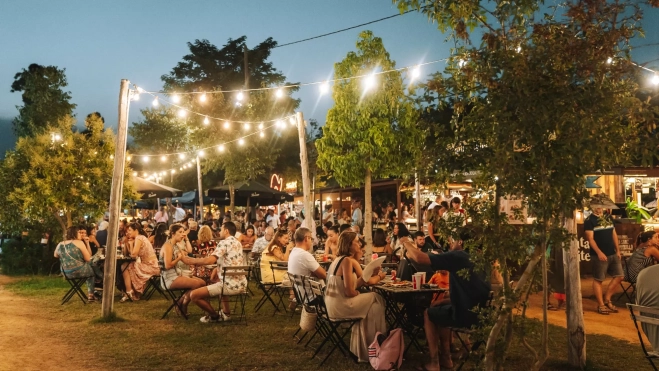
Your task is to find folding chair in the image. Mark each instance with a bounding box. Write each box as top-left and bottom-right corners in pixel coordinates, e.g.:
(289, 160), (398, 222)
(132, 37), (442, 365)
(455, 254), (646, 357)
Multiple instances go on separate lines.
(307, 280), (360, 366)
(253, 262), (281, 314)
(627, 303), (659, 370)
(617, 256), (636, 302)
(61, 269), (93, 305)
(289, 273), (312, 343)
(217, 265), (252, 325)
(450, 291), (495, 371)
(142, 274), (167, 301)
(159, 264), (189, 320)
(269, 261), (292, 314)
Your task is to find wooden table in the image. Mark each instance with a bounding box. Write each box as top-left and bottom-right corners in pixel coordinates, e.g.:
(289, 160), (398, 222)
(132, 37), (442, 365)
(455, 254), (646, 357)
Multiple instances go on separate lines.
(372, 282), (446, 355)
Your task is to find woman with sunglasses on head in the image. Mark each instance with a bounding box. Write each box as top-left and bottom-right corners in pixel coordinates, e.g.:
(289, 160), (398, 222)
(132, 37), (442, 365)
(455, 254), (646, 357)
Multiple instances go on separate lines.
(120, 222), (160, 302)
(260, 228), (290, 283)
(324, 231), (387, 362)
(161, 224), (206, 315)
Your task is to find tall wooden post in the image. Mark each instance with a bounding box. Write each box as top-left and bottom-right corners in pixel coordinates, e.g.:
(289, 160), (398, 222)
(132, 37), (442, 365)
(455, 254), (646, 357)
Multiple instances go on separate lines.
(564, 212), (586, 367)
(101, 79), (130, 317)
(296, 112), (314, 238)
(196, 156), (204, 223)
(415, 172), (421, 231)
(396, 180), (402, 223)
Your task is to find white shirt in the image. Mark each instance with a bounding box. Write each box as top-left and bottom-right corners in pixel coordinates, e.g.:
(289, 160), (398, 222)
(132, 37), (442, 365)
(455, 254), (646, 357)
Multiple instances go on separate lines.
(322, 211), (333, 224)
(352, 208), (363, 227)
(266, 214), (279, 229)
(174, 207), (186, 222)
(288, 246), (322, 298)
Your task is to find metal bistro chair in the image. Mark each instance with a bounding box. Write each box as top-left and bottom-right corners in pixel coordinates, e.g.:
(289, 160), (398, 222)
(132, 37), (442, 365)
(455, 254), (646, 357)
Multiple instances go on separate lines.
(450, 291), (495, 371)
(142, 272), (167, 301)
(617, 256), (636, 302)
(253, 261), (281, 314)
(270, 261), (292, 314)
(61, 269), (94, 305)
(627, 303), (659, 370)
(217, 265), (252, 325)
(307, 279), (360, 366)
(159, 262), (189, 320)
(289, 273), (312, 343)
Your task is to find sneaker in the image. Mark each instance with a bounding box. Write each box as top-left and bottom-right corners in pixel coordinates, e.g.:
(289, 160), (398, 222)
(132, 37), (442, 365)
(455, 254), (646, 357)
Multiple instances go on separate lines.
(219, 311), (231, 321)
(200, 315), (220, 323)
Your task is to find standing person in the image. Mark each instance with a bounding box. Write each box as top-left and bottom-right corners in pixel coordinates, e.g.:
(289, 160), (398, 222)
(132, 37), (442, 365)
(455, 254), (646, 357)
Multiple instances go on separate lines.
(181, 222), (247, 323)
(54, 226), (101, 302)
(384, 202), (397, 229)
(266, 209), (280, 230)
(322, 204), (334, 225)
(120, 222), (160, 302)
(279, 210), (288, 226)
(96, 220), (109, 248)
(584, 193), (624, 315)
(324, 231), (386, 362)
(173, 203), (186, 223)
(154, 206), (169, 224)
(351, 199), (363, 229)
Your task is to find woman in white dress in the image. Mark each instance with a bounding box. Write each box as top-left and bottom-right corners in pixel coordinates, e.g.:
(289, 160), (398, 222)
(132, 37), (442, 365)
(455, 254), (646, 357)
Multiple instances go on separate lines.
(324, 231), (387, 362)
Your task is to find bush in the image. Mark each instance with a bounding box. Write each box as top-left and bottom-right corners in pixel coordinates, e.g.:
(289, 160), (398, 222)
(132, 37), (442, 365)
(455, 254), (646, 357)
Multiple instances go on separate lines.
(0, 238), (59, 275)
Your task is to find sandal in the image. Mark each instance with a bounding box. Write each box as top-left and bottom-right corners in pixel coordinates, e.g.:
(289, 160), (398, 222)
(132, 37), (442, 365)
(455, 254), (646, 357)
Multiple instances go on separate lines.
(597, 305), (611, 315)
(604, 301), (619, 313)
(87, 294), (97, 302)
(546, 303), (558, 311)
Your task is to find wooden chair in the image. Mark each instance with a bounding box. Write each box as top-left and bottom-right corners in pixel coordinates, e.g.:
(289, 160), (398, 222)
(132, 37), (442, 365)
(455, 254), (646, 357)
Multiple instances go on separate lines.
(627, 303), (659, 370)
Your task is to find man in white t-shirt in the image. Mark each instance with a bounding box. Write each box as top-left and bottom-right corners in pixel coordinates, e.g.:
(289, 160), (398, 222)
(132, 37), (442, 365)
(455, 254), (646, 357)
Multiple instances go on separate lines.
(266, 209), (279, 229)
(173, 204), (186, 223)
(288, 227), (327, 299)
(322, 205), (334, 225)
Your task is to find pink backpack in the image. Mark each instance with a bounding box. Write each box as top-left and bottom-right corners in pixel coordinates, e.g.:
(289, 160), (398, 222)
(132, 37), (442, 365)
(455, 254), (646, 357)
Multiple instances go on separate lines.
(368, 328), (404, 370)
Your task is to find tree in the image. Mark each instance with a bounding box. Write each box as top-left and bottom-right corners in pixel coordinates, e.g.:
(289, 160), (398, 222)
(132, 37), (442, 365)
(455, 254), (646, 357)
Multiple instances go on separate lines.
(397, 0), (658, 369)
(10, 64), (76, 138)
(316, 31), (421, 255)
(131, 37), (299, 211)
(0, 113), (136, 240)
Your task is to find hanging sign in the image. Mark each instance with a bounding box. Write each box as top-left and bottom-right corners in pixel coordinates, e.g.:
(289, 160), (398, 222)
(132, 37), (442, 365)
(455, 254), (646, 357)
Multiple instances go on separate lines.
(270, 174), (283, 191)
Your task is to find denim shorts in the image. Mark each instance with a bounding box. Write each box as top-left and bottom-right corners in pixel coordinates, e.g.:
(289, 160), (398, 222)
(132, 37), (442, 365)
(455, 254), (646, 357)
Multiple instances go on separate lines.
(591, 254), (624, 282)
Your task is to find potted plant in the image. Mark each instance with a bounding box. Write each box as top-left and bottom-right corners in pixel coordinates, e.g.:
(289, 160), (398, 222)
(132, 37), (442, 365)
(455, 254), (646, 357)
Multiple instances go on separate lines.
(625, 197), (651, 223)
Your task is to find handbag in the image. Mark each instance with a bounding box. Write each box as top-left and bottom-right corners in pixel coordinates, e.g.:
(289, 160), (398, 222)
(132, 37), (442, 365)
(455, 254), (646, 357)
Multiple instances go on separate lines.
(368, 328), (404, 370)
(299, 304), (317, 332)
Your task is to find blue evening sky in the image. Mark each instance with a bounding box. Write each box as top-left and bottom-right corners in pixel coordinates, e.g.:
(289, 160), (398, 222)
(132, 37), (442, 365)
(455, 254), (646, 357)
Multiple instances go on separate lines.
(0, 1), (657, 155)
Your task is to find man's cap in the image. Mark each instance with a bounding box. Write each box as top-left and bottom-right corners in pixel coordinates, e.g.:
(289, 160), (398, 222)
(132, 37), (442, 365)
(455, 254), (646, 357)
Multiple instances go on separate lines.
(589, 193), (619, 209)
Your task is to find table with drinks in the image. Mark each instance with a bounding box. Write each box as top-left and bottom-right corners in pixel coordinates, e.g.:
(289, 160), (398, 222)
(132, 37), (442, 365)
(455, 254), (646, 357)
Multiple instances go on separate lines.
(94, 247), (136, 292)
(372, 271), (445, 355)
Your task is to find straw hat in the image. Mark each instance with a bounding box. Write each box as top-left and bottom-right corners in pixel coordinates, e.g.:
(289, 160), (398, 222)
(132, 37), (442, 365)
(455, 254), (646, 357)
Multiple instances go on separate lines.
(588, 193), (618, 209)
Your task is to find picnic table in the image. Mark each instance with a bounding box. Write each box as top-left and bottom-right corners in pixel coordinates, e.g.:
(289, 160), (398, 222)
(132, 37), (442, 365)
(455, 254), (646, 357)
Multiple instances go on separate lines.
(372, 281), (446, 354)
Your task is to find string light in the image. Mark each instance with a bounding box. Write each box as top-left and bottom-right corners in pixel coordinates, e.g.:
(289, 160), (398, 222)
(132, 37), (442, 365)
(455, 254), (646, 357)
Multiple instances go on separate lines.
(203, 116), (210, 125)
(320, 81), (330, 94)
(171, 169), (176, 174)
(152, 97), (159, 107)
(218, 144), (225, 152)
(224, 121), (231, 129)
(160, 155), (167, 162)
(607, 57), (613, 64)
(258, 122), (264, 130)
(363, 72), (377, 91)
(136, 87), (145, 93)
(198, 150), (205, 157)
(132, 93), (140, 101)
(244, 123), (251, 130)
(289, 117), (297, 126)
(172, 94), (181, 103)
(238, 138), (245, 145)
(276, 120), (284, 128)
(260, 131), (265, 138)
(236, 91), (244, 101)
(142, 156), (149, 163)
(652, 75), (659, 85)
(199, 93), (207, 102)
(178, 109), (186, 118)
(179, 153), (186, 160)
(275, 88), (284, 98)
(132, 172), (137, 176)
(410, 66), (421, 80)
(126, 155), (132, 161)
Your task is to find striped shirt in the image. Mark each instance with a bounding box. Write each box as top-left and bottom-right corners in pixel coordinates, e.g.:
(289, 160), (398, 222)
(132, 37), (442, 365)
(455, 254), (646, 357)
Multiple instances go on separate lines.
(626, 246), (654, 283)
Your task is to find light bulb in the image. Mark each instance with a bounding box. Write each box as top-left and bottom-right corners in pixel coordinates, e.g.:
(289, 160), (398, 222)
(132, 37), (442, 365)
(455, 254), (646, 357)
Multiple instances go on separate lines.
(132, 172), (137, 176)
(199, 93), (207, 102)
(244, 123), (251, 130)
(172, 94), (180, 103)
(236, 91), (244, 101)
(179, 153), (186, 160)
(607, 57), (613, 64)
(238, 138), (245, 145)
(132, 93), (140, 101)
(275, 88), (284, 98)
(289, 117), (296, 126)
(260, 131), (265, 138)
(258, 122), (264, 130)
(160, 155), (167, 162)
(171, 169), (176, 174)
(203, 116), (210, 125)
(276, 120), (284, 128)
(411, 66), (421, 80)
(143, 172), (147, 177)
(136, 87), (145, 93)
(516, 46), (522, 53)
(224, 121), (230, 129)
(152, 97), (159, 107)
(142, 156), (149, 163)
(178, 109), (186, 118)
(198, 150), (205, 157)
(218, 144), (225, 152)
(320, 81), (330, 95)
(363, 73), (377, 91)
(652, 75), (659, 85)
(179, 167), (183, 171)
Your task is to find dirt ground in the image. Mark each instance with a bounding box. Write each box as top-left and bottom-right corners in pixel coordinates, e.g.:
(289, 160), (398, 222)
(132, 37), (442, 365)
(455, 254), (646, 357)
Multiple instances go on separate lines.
(0, 275), (107, 371)
(524, 276), (642, 345)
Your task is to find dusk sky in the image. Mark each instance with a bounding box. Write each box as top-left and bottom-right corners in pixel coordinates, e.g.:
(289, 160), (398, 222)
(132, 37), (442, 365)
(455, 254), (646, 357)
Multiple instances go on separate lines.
(0, 1), (657, 156)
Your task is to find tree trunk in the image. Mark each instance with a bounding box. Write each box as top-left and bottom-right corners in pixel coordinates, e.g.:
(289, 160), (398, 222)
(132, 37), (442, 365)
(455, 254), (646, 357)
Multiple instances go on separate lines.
(53, 210), (67, 240)
(364, 168), (373, 261)
(564, 213), (586, 368)
(484, 247), (543, 371)
(532, 237), (550, 371)
(229, 184), (235, 214)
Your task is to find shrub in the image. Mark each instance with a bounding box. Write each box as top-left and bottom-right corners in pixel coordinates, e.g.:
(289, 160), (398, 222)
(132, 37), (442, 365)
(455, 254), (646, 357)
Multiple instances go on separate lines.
(0, 238), (59, 275)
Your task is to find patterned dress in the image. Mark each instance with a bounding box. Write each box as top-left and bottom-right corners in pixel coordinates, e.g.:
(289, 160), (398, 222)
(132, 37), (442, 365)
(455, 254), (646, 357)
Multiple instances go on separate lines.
(192, 240), (217, 281)
(212, 236), (247, 292)
(57, 241), (96, 294)
(126, 235), (160, 294)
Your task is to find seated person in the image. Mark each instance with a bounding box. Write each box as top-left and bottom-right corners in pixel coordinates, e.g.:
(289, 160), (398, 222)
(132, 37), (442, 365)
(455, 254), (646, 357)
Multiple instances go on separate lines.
(636, 264), (659, 351)
(404, 234), (491, 371)
(428, 270), (450, 306)
(54, 226), (101, 301)
(191, 225), (217, 280)
(260, 229), (290, 283)
(339, 223), (352, 234)
(182, 222), (247, 323)
(323, 226), (340, 259)
(251, 226), (274, 258)
(627, 231), (659, 283)
(288, 228), (327, 300)
(324, 231), (386, 362)
(414, 230), (433, 253)
(372, 228), (393, 255)
(160, 224), (206, 315)
(120, 222), (160, 302)
(238, 225), (257, 251)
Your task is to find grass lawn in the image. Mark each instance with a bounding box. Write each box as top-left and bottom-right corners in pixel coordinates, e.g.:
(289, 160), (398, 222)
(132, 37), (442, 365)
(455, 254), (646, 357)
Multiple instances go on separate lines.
(4, 276), (651, 370)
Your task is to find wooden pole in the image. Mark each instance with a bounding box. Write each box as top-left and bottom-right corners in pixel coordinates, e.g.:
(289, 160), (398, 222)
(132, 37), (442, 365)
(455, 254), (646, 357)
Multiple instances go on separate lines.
(396, 180), (402, 223)
(196, 156), (204, 223)
(296, 112), (314, 238)
(564, 212), (587, 367)
(415, 172), (421, 231)
(101, 79), (130, 318)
